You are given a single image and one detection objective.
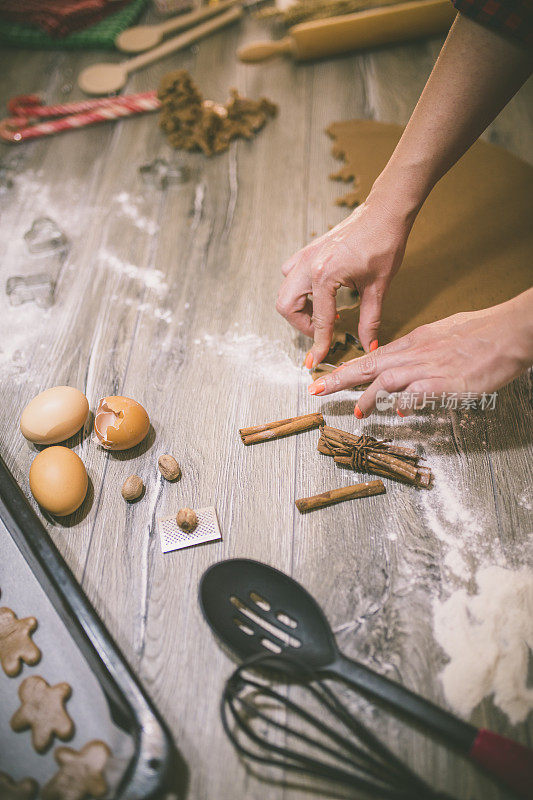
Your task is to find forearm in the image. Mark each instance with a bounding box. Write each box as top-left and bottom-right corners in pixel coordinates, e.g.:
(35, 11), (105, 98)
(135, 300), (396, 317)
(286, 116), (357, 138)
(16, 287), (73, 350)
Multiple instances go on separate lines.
(369, 13), (533, 218)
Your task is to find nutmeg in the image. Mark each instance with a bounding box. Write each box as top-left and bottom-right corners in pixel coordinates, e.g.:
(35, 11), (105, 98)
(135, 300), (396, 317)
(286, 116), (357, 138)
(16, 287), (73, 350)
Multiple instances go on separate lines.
(176, 507), (198, 532)
(122, 475), (144, 501)
(158, 454), (181, 482)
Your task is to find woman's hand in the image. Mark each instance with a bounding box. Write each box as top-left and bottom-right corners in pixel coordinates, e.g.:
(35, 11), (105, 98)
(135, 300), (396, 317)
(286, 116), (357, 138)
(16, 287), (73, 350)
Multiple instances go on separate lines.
(276, 193), (415, 367)
(307, 290), (533, 418)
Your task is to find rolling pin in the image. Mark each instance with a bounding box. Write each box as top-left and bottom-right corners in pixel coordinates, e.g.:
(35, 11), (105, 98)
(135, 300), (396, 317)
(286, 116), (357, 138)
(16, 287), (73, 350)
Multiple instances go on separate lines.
(238, 0), (456, 62)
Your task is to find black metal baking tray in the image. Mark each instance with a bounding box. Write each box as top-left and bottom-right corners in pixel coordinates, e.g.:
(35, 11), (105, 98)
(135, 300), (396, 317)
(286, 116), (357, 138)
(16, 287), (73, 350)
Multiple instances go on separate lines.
(0, 452), (184, 799)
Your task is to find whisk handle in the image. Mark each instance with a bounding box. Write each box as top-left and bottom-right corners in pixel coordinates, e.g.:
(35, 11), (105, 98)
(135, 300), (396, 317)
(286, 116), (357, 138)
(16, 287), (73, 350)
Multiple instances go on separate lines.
(331, 654), (533, 798)
(469, 730), (533, 799)
(331, 653), (476, 747)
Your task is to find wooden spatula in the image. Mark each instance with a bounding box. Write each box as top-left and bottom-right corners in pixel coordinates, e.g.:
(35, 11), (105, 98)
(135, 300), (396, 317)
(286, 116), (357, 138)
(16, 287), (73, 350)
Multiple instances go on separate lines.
(78, 5), (243, 95)
(115, 0), (239, 53)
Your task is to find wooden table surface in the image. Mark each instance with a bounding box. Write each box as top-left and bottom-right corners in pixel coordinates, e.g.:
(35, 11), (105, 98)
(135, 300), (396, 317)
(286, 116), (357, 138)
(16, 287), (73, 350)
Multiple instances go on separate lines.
(0, 9), (532, 800)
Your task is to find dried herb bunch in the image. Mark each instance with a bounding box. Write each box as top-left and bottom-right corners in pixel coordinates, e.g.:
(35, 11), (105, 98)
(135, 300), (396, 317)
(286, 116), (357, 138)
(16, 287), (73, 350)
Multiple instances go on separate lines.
(318, 425), (432, 487)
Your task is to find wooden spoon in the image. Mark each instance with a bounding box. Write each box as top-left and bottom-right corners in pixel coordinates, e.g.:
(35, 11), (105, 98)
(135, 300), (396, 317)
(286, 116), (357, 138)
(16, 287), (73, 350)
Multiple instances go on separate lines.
(78, 5), (243, 95)
(115, 0), (239, 53)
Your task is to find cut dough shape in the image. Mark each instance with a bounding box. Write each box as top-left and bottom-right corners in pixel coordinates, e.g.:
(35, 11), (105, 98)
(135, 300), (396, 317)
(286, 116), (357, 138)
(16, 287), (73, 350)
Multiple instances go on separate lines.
(0, 773), (38, 800)
(11, 675), (74, 753)
(0, 607), (41, 677)
(312, 302), (365, 378)
(42, 740), (111, 800)
(325, 119), (533, 349)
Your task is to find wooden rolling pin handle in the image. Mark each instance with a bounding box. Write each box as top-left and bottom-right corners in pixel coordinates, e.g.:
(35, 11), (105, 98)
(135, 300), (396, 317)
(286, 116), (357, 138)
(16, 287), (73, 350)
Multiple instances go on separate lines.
(237, 37), (295, 63)
(127, 6), (243, 72)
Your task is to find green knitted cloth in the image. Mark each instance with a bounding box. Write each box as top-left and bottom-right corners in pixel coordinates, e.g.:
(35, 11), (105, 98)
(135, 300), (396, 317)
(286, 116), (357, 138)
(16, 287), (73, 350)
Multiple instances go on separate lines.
(0, 0), (149, 50)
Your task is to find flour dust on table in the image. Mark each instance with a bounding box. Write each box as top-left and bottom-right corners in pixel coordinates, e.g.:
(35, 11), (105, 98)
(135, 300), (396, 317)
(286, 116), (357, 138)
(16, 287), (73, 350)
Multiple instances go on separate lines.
(193, 330), (310, 387)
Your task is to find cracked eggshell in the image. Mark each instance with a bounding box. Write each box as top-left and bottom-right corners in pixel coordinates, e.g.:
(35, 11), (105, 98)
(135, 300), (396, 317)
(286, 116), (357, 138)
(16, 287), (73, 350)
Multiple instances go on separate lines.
(20, 386), (89, 445)
(94, 396), (150, 450)
(29, 446), (88, 516)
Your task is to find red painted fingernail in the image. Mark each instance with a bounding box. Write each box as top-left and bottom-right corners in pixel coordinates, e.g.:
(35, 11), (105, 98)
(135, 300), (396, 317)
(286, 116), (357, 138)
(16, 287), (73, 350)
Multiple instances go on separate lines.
(354, 405), (364, 419)
(304, 351), (314, 369)
(370, 340), (378, 352)
(335, 313), (340, 320)
(308, 379), (325, 396)
(396, 409), (405, 418)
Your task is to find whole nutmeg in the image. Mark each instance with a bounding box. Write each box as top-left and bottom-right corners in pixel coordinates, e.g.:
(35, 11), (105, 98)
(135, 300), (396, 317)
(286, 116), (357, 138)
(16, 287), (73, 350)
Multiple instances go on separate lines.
(122, 475), (144, 501)
(176, 507), (198, 532)
(158, 454), (181, 482)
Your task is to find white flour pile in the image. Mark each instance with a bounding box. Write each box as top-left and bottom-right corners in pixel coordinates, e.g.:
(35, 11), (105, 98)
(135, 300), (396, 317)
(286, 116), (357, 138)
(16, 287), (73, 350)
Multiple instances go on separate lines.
(433, 565), (533, 724)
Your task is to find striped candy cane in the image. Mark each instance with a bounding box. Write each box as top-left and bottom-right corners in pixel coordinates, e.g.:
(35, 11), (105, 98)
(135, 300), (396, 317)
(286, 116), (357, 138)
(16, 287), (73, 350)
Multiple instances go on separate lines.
(1, 92), (161, 143)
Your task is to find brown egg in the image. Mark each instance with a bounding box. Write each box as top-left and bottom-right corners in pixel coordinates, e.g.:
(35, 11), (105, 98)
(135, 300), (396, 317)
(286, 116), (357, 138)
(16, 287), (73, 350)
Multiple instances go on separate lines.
(94, 396), (150, 451)
(29, 447), (88, 516)
(20, 386), (89, 445)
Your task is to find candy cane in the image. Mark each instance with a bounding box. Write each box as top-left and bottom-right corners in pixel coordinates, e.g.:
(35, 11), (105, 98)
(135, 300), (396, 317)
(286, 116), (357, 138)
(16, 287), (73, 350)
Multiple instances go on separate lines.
(1, 92), (161, 143)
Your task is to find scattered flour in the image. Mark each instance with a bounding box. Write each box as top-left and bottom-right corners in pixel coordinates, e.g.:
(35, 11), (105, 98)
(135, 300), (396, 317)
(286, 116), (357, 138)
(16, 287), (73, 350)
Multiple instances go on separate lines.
(194, 331), (308, 386)
(98, 248), (167, 295)
(433, 565), (533, 724)
(518, 489), (532, 511)
(113, 192), (159, 236)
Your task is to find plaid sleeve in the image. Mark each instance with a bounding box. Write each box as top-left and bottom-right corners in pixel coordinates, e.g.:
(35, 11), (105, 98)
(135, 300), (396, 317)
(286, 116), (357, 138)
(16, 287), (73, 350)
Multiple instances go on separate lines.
(451, 0), (533, 45)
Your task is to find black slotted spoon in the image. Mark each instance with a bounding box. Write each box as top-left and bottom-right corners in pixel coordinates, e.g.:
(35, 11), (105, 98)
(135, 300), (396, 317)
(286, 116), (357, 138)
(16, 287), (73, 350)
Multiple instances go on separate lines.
(199, 558), (533, 799)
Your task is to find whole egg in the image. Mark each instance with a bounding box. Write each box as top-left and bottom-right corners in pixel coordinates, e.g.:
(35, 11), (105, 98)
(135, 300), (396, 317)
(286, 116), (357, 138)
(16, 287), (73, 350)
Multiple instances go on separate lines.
(20, 386), (89, 445)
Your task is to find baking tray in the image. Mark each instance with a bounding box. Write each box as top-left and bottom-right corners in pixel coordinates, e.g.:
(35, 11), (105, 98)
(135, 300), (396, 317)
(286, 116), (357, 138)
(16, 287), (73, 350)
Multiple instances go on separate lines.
(0, 453), (184, 799)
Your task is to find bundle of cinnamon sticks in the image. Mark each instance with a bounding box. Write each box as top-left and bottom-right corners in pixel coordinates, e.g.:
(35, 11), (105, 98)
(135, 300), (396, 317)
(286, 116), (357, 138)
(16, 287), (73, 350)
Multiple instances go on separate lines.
(318, 425), (432, 487)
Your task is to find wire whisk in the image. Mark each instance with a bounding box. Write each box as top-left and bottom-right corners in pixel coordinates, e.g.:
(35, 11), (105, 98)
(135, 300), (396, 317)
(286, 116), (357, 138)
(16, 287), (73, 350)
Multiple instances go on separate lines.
(221, 653), (455, 799)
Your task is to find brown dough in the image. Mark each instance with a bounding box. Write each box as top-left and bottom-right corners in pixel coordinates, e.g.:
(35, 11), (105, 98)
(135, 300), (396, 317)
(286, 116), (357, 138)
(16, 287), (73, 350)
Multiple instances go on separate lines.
(326, 119), (533, 348)
(11, 675), (74, 753)
(0, 773), (38, 800)
(42, 740), (111, 800)
(313, 301), (365, 377)
(0, 607), (41, 677)
(158, 70), (277, 156)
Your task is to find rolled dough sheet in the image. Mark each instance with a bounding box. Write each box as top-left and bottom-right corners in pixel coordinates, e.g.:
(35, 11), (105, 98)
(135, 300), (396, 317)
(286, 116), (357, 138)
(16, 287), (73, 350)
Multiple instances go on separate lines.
(327, 119), (533, 348)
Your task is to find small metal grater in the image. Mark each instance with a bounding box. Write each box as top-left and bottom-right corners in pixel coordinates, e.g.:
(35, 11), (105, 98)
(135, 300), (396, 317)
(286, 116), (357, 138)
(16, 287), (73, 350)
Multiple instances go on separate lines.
(157, 508), (221, 554)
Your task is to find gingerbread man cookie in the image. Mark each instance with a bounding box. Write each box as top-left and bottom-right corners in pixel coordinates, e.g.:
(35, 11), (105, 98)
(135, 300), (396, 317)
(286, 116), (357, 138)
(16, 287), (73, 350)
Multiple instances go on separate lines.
(0, 772), (38, 800)
(11, 675), (74, 752)
(0, 607), (41, 677)
(42, 740), (111, 800)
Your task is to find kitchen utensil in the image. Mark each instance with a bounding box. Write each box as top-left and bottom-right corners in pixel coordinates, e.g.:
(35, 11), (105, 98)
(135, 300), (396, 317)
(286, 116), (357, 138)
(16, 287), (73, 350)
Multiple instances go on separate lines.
(78, 5), (243, 94)
(222, 652), (453, 799)
(199, 558), (533, 799)
(116, 0), (239, 52)
(0, 92), (160, 143)
(237, 0), (455, 62)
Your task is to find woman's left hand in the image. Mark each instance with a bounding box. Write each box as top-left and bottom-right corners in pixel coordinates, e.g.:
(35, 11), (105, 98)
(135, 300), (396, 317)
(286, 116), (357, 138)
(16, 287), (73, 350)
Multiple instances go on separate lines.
(307, 290), (533, 418)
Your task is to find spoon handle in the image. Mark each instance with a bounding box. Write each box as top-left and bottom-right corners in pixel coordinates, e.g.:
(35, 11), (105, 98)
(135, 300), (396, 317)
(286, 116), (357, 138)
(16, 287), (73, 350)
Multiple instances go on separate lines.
(333, 653), (475, 747)
(159, 0), (239, 35)
(332, 653), (533, 798)
(126, 6), (243, 73)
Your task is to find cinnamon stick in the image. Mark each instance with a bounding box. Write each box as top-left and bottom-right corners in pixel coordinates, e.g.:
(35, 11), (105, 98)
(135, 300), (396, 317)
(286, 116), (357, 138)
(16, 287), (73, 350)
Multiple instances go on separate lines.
(240, 412), (324, 445)
(295, 480), (385, 512)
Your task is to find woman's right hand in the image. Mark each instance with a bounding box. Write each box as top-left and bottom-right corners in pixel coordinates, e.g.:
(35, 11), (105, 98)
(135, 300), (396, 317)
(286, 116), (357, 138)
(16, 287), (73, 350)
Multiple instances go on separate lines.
(276, 191), (416, 368)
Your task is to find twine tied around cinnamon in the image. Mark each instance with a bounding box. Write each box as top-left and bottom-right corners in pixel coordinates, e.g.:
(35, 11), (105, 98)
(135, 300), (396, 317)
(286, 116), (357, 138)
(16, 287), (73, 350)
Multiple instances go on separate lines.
(318, 425), (432, 488)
